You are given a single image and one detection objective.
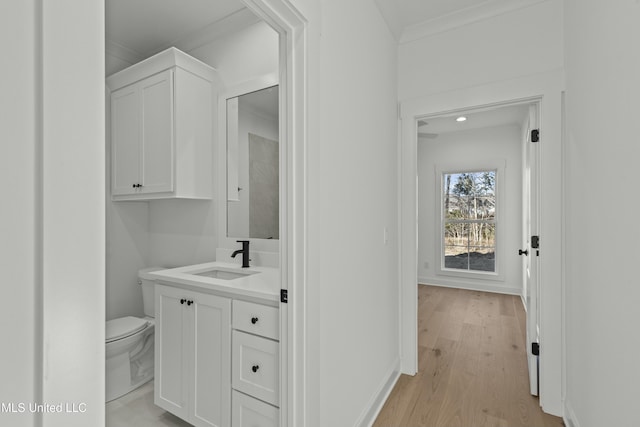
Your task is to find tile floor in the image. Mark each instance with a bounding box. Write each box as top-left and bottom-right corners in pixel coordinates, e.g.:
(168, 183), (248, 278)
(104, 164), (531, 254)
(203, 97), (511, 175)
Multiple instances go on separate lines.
(106, 381), (191, 427)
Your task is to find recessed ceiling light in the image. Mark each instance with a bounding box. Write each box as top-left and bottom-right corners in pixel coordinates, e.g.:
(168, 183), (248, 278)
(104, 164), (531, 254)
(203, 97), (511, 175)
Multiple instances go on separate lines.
(456, 116), (467, 122)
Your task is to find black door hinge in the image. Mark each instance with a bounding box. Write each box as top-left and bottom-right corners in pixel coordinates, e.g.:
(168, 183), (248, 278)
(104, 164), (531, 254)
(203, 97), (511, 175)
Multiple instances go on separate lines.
(531, 129), (539, 142)
(531, 235), (539, 249)
(280, 289), (288, 303)
(532, 342), (540, 356)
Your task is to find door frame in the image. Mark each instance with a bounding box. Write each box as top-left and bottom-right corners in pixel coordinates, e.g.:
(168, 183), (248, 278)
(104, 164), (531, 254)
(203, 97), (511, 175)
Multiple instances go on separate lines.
(237, 1), (308, 426)
(398, 70), (564, 416)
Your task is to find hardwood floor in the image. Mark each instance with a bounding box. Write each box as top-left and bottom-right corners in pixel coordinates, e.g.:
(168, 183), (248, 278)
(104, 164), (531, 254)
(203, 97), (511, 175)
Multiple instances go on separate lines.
(374, 285), (564, 427)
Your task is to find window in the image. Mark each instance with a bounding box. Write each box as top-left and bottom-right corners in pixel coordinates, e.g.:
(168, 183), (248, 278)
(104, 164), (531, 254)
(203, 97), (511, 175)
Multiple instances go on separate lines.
(442, 170), (497, 274)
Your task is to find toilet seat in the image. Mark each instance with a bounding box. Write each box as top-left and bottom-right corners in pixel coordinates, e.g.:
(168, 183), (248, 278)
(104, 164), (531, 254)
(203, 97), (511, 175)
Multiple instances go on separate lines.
(106, 316), (149, 343)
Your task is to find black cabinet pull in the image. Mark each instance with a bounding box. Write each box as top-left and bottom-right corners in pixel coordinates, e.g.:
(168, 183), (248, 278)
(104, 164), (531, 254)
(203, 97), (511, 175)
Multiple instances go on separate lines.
(519, 249), (529, 256)
(180, 299), (186, 304)
(187, 300), (193, 306)
(251, 365), (260, 373)
(251, 317), (259, 324)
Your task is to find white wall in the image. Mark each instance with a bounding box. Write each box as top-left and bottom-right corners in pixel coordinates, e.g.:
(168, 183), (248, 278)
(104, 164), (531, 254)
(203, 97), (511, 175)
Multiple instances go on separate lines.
(563, 1), (640, 426)
(398, 0), (563, 101)
(0, 2), (39, 425)
(105, 20), (279, 320)
(418, 124), (523, 294)
(300, 0), (400, 425)
(2, 1), (105, 424)
(41, 0), (106, 424)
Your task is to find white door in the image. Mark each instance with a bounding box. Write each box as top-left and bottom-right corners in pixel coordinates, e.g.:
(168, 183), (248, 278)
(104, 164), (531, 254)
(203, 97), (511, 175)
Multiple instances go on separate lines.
(155, 284), (189, 418)
(522, 104), (540, 396)
(140, 69), (174, 194)
(191, 293), (231, 427)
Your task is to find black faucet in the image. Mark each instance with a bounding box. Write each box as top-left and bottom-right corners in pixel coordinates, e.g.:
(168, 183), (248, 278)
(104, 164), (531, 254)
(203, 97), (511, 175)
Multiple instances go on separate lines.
(231, 240), (251, 268)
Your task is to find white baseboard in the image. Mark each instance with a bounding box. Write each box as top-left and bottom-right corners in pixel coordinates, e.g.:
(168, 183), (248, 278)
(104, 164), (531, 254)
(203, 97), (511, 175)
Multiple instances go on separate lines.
(355, 357), (401, 427)
(418, 276), (521, 296)
(563, 401), (580, 427)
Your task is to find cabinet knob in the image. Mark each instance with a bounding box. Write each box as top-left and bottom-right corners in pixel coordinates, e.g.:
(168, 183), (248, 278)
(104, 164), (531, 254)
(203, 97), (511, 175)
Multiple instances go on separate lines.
(180, 299), (186, 304)
(187, 300), (193, 306)
(251, 317), (259, 324)
(251, 365), (260, 373)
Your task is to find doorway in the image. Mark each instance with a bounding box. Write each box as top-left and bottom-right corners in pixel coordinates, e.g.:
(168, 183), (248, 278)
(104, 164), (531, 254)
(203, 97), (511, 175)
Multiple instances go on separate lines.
(415, 100), (540, 397)
(398, 71), (564, 416)
(103, 1), (307, 426)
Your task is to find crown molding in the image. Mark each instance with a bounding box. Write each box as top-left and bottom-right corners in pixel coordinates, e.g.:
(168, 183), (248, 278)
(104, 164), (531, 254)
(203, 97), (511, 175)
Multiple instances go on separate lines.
(105, 40), (146, 65)
(154, 8), (262, 56)
(400, 0), (547, 44)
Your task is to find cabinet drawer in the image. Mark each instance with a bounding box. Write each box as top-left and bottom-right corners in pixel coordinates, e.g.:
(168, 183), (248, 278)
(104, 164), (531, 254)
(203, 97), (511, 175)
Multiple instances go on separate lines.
(233, 300), (279, 340)
(232, 390), (278, 427)
(232, 331), (279, 406)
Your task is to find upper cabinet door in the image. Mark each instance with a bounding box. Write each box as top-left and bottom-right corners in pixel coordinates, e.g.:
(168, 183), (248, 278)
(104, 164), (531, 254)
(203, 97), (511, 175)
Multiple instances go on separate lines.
(140, 70), (174, 195)
(111, 85), (140, 196)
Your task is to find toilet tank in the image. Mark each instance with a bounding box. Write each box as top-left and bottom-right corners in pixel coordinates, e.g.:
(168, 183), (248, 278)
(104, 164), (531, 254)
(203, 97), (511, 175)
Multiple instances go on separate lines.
(138, 267), (163, 318)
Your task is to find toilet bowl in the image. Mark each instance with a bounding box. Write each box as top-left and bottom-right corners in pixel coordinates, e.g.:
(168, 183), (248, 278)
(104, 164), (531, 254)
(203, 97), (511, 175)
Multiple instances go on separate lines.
(106, 267), (162, 402)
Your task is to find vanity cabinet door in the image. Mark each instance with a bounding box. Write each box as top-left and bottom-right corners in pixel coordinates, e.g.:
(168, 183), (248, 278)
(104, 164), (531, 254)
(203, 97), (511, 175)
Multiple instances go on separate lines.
(155, 284), (231, 427)
(191, 292), (231, 427)
(155, 284), (189, 419)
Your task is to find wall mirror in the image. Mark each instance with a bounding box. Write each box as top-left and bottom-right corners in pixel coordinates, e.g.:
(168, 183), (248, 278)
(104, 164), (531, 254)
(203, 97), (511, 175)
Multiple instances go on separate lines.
(226, 85), (279, 240)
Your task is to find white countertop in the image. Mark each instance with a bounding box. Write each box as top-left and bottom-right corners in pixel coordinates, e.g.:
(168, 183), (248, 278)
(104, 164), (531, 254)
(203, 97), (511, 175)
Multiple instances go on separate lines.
(149, 262), (280, 303)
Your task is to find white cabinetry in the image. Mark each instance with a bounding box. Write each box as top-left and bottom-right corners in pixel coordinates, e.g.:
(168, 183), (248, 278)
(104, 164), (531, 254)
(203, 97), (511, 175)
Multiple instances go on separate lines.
(107, 47), (219, 200)
(232, 390), (279, 427)
(231, 300), (280, 426)
(154, 281), (280, 427)
(155, 284), (231, 427)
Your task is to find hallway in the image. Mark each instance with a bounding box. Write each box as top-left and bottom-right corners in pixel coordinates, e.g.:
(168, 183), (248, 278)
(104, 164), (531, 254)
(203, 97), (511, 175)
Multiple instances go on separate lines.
(374, 285), (563, 427)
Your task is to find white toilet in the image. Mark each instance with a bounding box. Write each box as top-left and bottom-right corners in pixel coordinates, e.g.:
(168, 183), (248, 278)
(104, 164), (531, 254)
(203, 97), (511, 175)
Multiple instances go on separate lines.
(106, 267), (161, 402)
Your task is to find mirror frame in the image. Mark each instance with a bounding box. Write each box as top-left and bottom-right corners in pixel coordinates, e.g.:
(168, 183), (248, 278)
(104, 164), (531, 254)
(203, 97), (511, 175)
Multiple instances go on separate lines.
(218, 73), (280, 254)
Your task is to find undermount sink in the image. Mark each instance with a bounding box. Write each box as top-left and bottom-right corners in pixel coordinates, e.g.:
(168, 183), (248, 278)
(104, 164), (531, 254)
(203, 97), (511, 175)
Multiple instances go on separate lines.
(192, 267), (258, 280)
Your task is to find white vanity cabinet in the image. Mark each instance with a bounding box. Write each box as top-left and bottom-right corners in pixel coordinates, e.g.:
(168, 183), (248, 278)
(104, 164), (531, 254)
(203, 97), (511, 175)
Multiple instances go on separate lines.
(231, 300), (280, 427)
(151, 262), (281, 427)
(154, 284), (231, 427)
(107, 47), (219, 201)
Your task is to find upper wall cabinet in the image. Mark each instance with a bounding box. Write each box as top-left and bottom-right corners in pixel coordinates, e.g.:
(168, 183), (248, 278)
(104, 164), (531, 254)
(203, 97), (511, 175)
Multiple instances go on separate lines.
(107, 47), (220, 201)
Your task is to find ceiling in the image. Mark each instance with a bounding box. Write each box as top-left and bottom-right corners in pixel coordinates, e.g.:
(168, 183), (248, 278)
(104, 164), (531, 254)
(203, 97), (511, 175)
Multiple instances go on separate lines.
(105, 0), (247, 57)
(106, 0), (533, 56)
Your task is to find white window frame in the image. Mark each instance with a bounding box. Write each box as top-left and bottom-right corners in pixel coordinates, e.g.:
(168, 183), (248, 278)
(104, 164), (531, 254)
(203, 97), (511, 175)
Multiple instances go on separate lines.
(435, 159), (506, 281)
